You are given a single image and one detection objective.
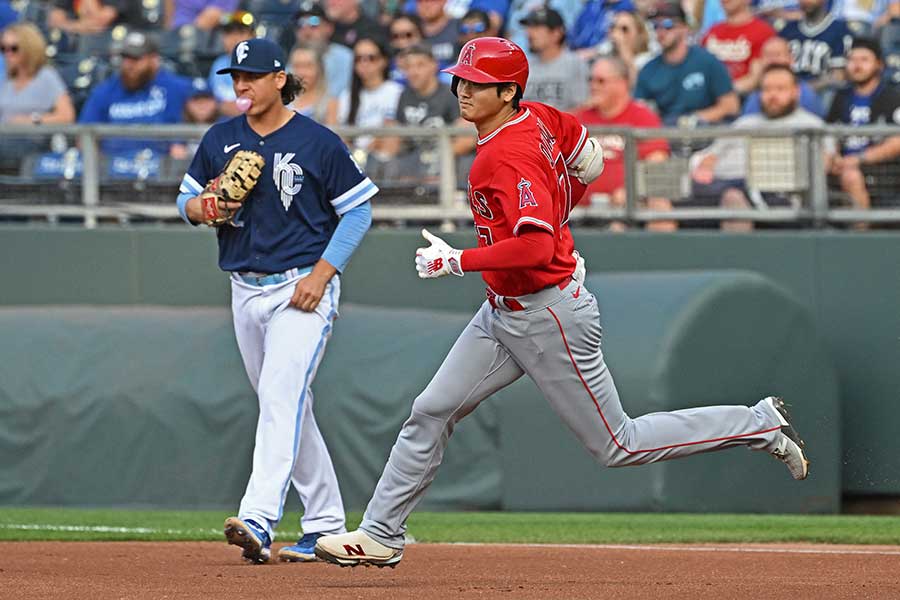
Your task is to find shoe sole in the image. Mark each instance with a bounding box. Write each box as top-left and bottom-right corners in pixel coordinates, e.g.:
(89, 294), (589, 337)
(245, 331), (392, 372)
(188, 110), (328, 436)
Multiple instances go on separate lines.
(768, 397), (811, 479)
(314, 546), (402, 569)
(224, 517), (270, 564)
(277, 549), (318, 563)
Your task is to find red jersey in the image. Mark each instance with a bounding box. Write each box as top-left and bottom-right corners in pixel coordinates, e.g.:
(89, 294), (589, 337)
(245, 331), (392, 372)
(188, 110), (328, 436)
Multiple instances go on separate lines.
(571, 101), (669, 197)
(702, 18), (775, 80)
(467, 101), (587, 297)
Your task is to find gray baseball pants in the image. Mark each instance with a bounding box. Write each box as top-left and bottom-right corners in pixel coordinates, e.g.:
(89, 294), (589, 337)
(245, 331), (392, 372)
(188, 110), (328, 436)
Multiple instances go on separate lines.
(361, 278), (784, 548)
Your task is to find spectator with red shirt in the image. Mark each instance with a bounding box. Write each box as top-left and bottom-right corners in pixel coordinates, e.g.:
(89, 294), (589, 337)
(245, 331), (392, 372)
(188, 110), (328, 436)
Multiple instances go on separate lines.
(572, 56), (675, 231)
(702, 0), (775, 95)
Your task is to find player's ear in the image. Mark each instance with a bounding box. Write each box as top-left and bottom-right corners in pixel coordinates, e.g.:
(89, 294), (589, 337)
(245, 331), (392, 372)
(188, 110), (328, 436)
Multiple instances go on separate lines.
(274, 70), (287, 91)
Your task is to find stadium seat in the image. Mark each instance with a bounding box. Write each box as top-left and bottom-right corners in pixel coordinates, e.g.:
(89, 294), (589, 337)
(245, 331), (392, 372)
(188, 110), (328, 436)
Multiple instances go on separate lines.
(58, 57), (111, 113)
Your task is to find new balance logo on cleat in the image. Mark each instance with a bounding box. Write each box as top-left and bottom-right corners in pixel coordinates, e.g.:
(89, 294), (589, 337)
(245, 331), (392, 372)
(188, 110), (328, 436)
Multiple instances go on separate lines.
(315, 530), (404, 568)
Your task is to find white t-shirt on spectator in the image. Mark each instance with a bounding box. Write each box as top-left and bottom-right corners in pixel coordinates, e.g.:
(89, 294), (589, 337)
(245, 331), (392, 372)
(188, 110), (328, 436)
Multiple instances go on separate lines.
(337, 80), (404, 150)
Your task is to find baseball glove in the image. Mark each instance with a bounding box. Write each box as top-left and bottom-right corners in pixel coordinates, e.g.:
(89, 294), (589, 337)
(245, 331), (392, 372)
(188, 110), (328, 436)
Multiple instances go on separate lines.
(199, 150), (265, 226)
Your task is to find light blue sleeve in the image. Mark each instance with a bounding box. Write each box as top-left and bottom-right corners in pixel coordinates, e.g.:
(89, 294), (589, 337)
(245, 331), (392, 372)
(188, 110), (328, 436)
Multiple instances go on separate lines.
(321, 201), (372, 272)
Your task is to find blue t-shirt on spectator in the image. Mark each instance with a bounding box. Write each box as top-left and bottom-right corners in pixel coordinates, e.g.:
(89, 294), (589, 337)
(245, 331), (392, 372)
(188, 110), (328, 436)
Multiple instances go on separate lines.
(569, 0), (634, 50)
(79, 68), (193, 155)
(634, 46), (734, 125)
(0, 1), (18, 30)
(742, 81), (825, 117)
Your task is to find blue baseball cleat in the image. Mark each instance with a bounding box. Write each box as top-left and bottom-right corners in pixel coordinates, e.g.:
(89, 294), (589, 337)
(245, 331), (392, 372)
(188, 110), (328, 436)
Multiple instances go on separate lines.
(277, 532), (325, 562)
(224, 516), (271, 564)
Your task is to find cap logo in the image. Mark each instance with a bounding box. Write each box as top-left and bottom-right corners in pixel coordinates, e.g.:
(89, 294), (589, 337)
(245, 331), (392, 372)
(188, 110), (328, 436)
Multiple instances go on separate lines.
(236, 41), (249, 64)
(461, 42), (475, 66)
(274, 59), (281, 67)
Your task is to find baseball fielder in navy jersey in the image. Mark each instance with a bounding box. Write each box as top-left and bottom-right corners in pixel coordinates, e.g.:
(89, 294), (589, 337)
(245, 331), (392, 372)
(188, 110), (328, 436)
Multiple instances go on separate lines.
(175, 38), (377, 564)
(315, 37), (810, 568)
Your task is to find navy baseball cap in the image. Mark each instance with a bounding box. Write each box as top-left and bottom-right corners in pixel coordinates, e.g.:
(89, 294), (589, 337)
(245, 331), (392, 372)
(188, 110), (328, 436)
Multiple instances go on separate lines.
(216, 38), (286, 74)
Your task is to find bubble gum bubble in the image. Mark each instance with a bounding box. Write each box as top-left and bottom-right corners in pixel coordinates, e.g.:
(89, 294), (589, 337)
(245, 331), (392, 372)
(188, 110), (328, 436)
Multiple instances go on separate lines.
(236, 97), (252, 113)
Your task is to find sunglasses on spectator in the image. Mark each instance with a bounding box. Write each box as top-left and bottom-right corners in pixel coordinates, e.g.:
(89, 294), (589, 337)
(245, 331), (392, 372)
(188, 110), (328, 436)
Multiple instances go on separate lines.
(391, 29), (417, 40)
(354, 53), (381, 63)
(653, 18), (677, 30)
(298, 16), (322, 27)
(0, 44), (18, 53)
(460, 22), (487, 34)
(590, 76), (611, 84)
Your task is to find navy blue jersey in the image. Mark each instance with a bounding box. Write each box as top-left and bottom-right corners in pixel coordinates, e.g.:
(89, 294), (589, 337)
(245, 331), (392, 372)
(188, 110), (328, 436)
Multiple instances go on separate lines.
(180, 113), (378, 273)
(778, 16), (853, 80)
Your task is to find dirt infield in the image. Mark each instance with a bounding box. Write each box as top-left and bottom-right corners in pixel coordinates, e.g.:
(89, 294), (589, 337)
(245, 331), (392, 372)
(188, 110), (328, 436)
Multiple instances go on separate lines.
(7, 541), (900, 599)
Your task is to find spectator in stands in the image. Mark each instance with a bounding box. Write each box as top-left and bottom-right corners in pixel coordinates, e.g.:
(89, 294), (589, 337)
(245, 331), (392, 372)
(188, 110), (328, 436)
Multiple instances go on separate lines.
(701, 0), (775, 95)
(390, 44), (474, 177)
(572, 56), (674, 231)
(691, 65), (834, 230)
(743, 36), (824, 117)
(208, 11), (255, 117)
(592, 10), (655, 83)
(288, 46), (339, 122)
(332, 37), (403, 174)
(388, 14), (424, 83)
(48, 0), (148, 34)
(416, 0), (460, 68)
(777, 0), (853, 92)
(79, 31), (192, 156)
(326, 0), (387, 48)
(830, 0), (898, 33)
(569, 0), (635, 52)
(457, 8), (494, 49)
(294, 4), (353, 98)
(826, 37), (900, 211)
(505, 0), (581, 50)
(0, 23), (75, 126)
(635, 2), (739, 126)
(165, 0), (240, 31)
(520, 8), (588, 111)
(170, 78), (220, 160)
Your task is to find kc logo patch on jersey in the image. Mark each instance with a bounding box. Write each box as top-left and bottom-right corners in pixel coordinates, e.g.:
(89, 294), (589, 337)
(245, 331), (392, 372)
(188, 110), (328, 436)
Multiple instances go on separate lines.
(273, 153), (304, 211)
(517, 178), (538, 209)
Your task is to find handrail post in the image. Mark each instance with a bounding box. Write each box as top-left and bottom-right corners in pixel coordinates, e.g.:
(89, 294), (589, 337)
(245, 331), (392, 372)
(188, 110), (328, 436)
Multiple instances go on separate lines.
(808, 129), (829, 228)
(437, 129), (456, 230)
(79, 129), (100, 229)
(623, 130), (638, 227)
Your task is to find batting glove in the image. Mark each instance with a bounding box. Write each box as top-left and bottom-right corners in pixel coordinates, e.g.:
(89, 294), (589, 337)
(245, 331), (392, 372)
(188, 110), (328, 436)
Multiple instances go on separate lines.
(415, 229), (464, 278)
(572, 250), (586, 285)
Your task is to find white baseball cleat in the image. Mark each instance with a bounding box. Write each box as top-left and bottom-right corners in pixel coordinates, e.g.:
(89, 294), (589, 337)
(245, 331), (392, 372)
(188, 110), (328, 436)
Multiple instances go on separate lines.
(763, 396), (810, 480)
(314, 529), (403, 568)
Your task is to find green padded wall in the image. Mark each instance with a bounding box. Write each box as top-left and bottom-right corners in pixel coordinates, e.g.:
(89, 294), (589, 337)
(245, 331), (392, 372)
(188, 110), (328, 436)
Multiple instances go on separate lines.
(0, 305), (499, 511)
(496, 271), (839, 513)
(0, 227), (895, 496)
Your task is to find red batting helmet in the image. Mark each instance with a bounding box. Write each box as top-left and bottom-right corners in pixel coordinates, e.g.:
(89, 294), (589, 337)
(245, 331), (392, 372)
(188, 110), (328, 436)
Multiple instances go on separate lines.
(442, 37), (529, 94)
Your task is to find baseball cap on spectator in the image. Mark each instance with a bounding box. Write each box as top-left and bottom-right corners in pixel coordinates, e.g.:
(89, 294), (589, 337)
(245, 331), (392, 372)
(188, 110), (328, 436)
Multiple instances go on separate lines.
(190, 77), (214, 98)
(220, 10), (256, 32)
(647, 2), (687, 23)
(850, 36), (883, 61)
(120, 31), (158, 58)
(216, 38), (286, 74)
(519, 7), (565, 29)
(294, 2), (331, 27)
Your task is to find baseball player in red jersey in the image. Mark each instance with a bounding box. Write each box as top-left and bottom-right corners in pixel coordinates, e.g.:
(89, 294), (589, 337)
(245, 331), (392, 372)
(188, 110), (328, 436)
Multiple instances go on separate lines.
(315, 37), (810, 568)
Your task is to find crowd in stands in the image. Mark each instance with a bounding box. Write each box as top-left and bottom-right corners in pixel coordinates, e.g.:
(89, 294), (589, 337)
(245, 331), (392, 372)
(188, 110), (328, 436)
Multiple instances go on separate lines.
(1, 0), (899, 226)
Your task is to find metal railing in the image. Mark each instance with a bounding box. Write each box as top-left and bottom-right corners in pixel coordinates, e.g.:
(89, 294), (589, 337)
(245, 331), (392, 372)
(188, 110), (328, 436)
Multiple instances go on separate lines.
(0, 123), (898, 228)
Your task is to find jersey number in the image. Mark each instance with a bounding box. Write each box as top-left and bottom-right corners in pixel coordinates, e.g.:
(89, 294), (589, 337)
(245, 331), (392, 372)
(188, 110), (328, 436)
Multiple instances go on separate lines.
(476, 225), (494, 247)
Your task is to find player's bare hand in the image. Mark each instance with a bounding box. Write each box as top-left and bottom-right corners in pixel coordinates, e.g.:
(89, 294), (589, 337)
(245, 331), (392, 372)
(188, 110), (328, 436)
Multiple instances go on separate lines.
(290, 260), (338, 312)
(290, 275), (327, 311)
